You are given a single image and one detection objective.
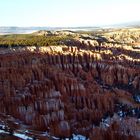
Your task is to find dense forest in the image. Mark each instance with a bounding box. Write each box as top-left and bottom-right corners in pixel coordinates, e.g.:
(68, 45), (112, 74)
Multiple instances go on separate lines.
(0, 34), (72, 47)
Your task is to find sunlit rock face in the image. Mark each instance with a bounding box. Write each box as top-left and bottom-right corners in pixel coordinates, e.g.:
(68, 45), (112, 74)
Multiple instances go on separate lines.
(0, 38), (140, 139)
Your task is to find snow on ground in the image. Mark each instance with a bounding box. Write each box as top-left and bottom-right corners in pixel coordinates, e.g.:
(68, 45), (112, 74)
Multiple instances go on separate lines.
(0, 129), (9, 134)
(45, 134), (88, 140)
(0, 124), (5, 129)
(117, 111), (126, 117)
(14, 132), (33, 140)
(135, 95), (140, 103)
(0, 122), (88, 140)
(72, 134), (87, 140)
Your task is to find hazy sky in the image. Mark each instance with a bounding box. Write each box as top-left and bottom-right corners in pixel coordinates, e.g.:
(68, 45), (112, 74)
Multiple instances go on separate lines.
(0, 0), (140, 27)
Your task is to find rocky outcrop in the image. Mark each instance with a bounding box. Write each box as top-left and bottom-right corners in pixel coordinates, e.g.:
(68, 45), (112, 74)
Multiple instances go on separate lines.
(0, 41), (140, 139)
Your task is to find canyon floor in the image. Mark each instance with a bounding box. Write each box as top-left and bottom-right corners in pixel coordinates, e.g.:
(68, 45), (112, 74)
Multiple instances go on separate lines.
(0, 28), (140, 140)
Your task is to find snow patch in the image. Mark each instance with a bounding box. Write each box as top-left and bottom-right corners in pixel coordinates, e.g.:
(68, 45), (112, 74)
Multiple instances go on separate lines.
(72, 134), (87, 140)
(0, 129), (9, 134)
(14, 132), (32, 140)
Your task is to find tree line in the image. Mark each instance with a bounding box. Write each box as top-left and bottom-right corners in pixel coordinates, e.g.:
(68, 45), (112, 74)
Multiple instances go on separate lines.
(0, 34), (72, 48)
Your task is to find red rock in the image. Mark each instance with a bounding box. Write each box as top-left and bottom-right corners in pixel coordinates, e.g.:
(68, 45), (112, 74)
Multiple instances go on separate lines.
(0, 46), (139, 139)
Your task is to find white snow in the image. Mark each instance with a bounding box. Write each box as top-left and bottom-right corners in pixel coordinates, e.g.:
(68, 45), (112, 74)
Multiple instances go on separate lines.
(0, 129), (9, 134)
(14, 132), (32, 140)
(118, 111), (125, 117)
(49, 134), (88, 140)
(132, 109), (135, 115)
(40, 131), (59, 140)
(72, 134), (87, 140)
(135, 96), (140, 103)
(0, 124), (5, 129)
(14, 122), (19, 125)
(104, 123), (110, 127)
(101, 117), (111, 128)
(51, 136), (60, 139)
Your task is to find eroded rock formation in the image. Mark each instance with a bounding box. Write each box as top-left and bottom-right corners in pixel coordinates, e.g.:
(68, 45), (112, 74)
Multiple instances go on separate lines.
(0, 39), (140, 139)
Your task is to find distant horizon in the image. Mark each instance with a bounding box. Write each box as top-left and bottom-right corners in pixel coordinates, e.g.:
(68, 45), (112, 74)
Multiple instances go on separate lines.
(0, 20), (140, 28)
